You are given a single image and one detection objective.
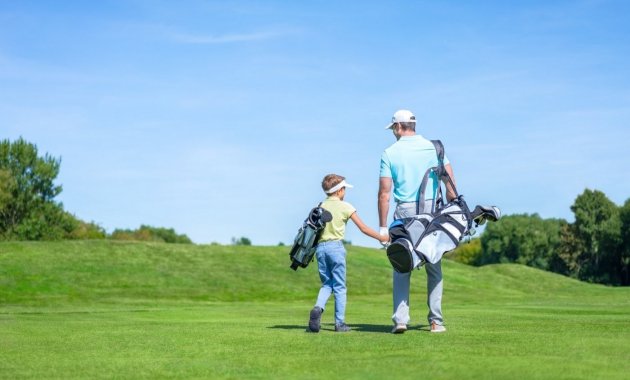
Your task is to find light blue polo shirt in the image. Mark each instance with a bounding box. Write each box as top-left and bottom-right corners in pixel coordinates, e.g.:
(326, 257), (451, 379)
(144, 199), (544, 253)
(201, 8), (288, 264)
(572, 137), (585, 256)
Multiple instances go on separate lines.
(379, 134), (450, 203)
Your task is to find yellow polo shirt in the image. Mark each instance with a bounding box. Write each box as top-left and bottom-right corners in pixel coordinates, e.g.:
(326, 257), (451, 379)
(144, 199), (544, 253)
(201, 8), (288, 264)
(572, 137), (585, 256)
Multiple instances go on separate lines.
(318, 196), (356, 242)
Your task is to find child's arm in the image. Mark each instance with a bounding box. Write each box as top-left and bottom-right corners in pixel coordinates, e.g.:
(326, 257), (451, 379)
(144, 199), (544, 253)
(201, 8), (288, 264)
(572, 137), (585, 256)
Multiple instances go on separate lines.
(350, 212), (389, 243)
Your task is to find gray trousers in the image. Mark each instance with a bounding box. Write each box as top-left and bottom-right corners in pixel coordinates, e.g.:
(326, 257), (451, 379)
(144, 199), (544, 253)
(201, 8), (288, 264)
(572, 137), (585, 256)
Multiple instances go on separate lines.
(392, 201), (444, 326)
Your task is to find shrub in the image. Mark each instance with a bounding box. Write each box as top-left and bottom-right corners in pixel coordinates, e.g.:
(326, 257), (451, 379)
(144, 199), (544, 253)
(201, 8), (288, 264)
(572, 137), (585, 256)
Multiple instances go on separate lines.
(445, 238), (482, 265)
(110, 225), (192, 244)
(231, 237), (252, 246)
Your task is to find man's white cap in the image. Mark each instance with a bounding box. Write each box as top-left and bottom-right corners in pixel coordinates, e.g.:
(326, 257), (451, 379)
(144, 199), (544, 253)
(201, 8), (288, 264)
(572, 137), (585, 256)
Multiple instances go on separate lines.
(326, 180), (354, 194)
(385, 109), (416, 129)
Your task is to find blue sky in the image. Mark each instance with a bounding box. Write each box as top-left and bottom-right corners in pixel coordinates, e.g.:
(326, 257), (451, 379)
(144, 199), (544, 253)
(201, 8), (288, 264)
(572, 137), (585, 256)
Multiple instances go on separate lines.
(2, 0), (629, 247)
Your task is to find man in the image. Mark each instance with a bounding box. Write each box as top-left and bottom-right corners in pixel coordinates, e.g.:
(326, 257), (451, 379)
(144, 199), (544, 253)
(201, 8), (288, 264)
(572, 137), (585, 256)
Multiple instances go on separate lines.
(378, 109), (457, 334)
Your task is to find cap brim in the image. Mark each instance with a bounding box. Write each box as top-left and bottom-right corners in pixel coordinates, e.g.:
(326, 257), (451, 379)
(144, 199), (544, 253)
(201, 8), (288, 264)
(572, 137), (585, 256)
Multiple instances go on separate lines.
(385, 123), (395, 130)
(345, 183), (354, 189)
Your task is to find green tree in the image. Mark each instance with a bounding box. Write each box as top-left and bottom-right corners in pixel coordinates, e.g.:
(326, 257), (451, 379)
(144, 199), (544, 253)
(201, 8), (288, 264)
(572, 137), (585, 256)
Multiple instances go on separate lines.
(479, 214), (565, 270)
(554, 223), (579, 276)
(619, 199), (630, 285)
(66, 218), (107, 240)
(569, 189), (622, 284)
(0, 169), (13, 213)
(138, 225), (192, 244)
(110, 225), (192, 244)
(231, 236), (251, 246)
(10, 202), (74, 240)
(0, 138), (68, 240)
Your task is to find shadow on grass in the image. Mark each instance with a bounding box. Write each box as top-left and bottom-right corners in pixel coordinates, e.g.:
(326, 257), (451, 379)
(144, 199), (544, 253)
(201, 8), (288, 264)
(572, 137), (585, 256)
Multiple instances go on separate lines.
(348, 324), (391, 333)
(349, 324), (431, 333)
(268, 324), (337, 332)
(268, 323), (431, 334)
(268, 324), (307, 331)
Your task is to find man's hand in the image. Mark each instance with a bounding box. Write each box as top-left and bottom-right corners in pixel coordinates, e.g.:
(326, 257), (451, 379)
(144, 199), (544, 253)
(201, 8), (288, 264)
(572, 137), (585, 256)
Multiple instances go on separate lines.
(379, 226), (390, 247)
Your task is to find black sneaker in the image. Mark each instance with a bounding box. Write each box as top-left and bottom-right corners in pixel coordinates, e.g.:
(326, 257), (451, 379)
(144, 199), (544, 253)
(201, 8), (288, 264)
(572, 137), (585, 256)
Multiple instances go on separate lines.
(335, 322), (351, 332)
(307, 306), (323, 333)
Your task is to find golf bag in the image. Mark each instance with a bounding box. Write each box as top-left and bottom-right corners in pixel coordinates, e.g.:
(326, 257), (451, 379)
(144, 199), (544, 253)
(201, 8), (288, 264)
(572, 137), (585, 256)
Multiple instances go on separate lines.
(386, 140), (501, 273)
(289, 204), (333, 271)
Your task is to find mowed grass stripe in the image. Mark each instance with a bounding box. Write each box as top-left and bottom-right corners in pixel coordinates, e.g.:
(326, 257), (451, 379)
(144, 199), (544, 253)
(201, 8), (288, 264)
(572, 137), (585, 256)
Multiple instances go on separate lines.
(2, 299), (628, 379)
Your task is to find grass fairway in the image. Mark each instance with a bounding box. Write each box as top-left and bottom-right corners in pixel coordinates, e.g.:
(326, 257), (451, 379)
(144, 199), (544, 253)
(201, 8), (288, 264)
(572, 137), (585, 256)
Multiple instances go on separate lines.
(1, 241), (629, 379)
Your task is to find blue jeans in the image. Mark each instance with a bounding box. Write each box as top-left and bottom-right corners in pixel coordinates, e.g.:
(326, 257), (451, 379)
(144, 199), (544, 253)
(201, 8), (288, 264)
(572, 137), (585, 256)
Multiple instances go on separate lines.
(314, 240), (347, 325)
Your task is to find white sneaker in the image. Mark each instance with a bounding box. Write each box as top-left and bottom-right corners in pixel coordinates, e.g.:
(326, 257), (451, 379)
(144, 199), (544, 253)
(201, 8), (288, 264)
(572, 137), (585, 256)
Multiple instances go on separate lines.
(430, 322), (446, 333)
(392, 323), (407, 334)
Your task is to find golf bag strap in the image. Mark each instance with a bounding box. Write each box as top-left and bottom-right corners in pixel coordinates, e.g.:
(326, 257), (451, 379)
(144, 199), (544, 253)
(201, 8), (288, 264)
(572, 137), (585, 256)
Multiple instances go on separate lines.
(415, 140), (445, 214)
(415, 140), (447, 214)
(431, 140), (446, 180)
(431, 140), (460, 203)
(431, 140), (472, 230)
(417, 167), (439, 214)
(314, 202), (326, 245)
(415, 140), (460, 215)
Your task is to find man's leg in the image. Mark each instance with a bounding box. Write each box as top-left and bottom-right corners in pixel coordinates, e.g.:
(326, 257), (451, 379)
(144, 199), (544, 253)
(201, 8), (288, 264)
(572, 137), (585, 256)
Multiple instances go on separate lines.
(425, 260), (444, 326)
(392, 270), (411, 325)
(391, 202), (419, 330)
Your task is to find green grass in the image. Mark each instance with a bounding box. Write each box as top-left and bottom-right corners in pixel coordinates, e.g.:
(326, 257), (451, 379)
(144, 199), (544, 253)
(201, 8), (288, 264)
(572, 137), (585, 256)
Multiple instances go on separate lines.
(1, 241), (629, 379)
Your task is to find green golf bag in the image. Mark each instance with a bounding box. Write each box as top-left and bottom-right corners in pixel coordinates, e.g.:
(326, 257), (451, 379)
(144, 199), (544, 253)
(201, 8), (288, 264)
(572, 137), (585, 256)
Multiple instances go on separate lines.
(289, 204), (332, 271)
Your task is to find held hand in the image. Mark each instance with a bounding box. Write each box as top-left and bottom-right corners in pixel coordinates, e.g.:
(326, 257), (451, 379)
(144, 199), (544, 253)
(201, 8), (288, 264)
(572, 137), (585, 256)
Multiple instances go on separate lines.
(379, 226), (390, 247)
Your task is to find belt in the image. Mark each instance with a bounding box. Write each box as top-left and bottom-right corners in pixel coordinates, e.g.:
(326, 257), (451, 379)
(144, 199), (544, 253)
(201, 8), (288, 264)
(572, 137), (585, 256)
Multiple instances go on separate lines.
(317, 240), (343, 245)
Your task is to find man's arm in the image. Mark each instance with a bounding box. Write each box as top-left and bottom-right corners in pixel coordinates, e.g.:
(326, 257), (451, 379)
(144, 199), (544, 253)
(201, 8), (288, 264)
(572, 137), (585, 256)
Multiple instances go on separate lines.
(444, 163), (457, 201)
(378, 177), (392, 227)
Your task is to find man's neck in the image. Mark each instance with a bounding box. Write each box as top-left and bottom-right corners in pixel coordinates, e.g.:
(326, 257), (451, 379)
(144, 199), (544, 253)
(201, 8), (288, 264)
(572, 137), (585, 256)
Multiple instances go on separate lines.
(396, 130), (415, 140)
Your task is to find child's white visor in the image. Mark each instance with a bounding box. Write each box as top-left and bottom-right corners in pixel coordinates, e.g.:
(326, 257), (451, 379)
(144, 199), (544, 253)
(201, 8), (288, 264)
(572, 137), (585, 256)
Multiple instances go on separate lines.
(326, 180), (354, 194)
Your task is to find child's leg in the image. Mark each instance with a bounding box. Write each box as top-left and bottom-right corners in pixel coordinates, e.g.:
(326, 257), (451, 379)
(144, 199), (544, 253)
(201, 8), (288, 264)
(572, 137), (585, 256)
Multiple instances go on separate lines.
(315, 246), (333, 310)
(328, 242), (347, 325)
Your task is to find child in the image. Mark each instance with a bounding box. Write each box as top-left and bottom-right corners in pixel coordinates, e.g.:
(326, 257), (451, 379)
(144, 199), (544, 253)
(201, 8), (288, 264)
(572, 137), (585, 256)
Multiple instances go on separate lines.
(307, 174), (389, 333)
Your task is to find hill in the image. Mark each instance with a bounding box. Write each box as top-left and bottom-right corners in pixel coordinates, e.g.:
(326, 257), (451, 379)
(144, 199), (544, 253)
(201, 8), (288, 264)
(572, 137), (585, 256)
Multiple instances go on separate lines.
(0, 240), (624, 307)
(1, 241), (629, 379)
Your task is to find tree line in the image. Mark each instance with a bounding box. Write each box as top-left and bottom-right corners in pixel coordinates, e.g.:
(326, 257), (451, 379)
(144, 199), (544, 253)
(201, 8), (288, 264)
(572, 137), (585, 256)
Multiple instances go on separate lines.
(4, 137), (628, 284)
(449, 189), (629, 286)
(0, 138), (191, 244)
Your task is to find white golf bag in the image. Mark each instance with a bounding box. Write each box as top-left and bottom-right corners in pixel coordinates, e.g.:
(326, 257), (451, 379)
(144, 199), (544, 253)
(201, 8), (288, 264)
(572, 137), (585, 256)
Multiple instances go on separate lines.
(386, 140), (500, 273)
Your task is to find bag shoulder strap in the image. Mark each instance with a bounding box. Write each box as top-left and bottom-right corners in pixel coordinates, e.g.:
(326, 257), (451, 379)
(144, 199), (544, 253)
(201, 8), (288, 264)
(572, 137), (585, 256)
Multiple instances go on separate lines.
(431, 140), (460, 204)
(416, 140), (457, 214)
(417, 168), (436, 214)
(432, 140), (445, 178)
